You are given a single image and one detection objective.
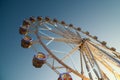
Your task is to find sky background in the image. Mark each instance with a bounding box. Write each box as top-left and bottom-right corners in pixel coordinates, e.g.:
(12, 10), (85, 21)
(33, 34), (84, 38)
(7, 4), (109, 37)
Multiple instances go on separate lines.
(1, 0), (120, 80)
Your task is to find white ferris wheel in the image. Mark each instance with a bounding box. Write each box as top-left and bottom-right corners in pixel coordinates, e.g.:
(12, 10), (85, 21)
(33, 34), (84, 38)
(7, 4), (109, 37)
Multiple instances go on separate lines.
(19, 16), (120, 80)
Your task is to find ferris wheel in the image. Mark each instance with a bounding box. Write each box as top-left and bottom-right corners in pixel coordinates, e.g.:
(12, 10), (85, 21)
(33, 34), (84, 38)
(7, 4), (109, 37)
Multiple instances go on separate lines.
(19, 16), (120, 80)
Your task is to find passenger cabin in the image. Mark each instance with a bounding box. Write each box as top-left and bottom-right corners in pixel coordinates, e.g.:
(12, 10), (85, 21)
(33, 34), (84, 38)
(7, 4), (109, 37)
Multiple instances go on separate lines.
(93, 36), (98, 40)
(32, 52), (46, 68)
(37, 16), (42, 21)
(23, 20), (30, 26)
(21, 36), (32, 48)
(110, 47), (116, 51)
(58, 73), (72, 80)
(101, 41), (107, 46)
(85, 31), (89, 35)
(61, 21), (66, 26)
(19, 27), (28, 35)
(45, 17), (50, 22)
(69, 24), (73, 27)
(53, 18), (58, 23)
(29, 17), (36, 22)
(77, 27), (81, 31)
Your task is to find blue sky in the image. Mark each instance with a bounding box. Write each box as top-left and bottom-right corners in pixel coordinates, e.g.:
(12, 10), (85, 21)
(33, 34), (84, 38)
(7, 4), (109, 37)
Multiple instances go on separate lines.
(0, 0), (120, 80)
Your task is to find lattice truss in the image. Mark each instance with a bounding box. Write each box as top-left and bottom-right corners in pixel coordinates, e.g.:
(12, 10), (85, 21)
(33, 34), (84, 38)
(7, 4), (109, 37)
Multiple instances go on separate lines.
(19, 16), (120, 80)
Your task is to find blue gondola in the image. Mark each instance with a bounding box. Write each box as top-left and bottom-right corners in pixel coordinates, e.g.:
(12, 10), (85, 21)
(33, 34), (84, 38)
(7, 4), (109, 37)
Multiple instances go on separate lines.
(21, 36), (32, 48)
(19, 27), (28, 35)
(32, 52), (47, 68)
(58, 73), (72, 80)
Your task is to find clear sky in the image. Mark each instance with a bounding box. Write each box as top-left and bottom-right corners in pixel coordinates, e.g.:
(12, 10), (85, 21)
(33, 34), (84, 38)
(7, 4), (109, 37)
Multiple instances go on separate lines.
(0, 0), (120, 80)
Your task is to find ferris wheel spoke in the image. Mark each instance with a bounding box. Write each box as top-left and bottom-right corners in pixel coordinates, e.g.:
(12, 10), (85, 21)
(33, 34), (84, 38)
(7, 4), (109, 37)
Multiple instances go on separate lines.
(87, 41), (120, 68)
(42, 22), (69, 38)
(45, 23), (81, 40)
(81, 45), (94, 67)
(50, 48), (81, 72)
(43, 24), (52, 30)
(89, 42), (120, 66)
(85, 45), (103, 79)
(39, 28), (51, 31)
(31, 45), (38, 53)
(45, 62), (60, 75)
(46, 37), (54, 46)
(90, 41), (120, 59)
(79, 50), (84, 77)
(39, 31), (52, 38)
(61, 43), (82, 61)
(81, 50), (93, 80)
(95, 56), (120, 80)
(51, 50), (67, 54)
(85, 42), (104, 79)
(54, 66), (65, 69)
(81, 43), (101, 80)
(86, 41), (120, 79)
(101, 71), (110, 80)
(50, 29), (76, 39)
(40, 35), (81, 44)
(83, 49), (101, 79)
(81, 47), (102, 80)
